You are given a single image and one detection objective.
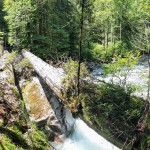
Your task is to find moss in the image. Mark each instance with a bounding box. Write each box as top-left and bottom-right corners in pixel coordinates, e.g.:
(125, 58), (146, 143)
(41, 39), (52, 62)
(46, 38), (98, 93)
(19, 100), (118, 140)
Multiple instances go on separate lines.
(0, 90), (2, 97)
(0, 134), (22, 150)
(0, 123), (50, 150)
(12, 86), (20, 99)
(5, 51), (18, 65)
(22, 81), (51, 120)
(27, 124), (50, 150)
(5, 67), (15, 85)
(0, 79), (50, 149)
(16, 58), (32, 69)
(0, 126), (30, 149)
(8, 78), (15, 85)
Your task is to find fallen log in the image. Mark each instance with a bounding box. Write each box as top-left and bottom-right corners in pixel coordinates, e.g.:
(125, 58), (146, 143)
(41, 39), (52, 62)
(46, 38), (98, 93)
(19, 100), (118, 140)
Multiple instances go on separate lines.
(22, 50), (65, 99)
(22, 50), (75, 135)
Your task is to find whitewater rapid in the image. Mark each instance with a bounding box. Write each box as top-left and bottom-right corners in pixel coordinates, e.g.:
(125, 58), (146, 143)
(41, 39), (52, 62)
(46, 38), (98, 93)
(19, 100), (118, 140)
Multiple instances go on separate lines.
(51, 118), (120, 150)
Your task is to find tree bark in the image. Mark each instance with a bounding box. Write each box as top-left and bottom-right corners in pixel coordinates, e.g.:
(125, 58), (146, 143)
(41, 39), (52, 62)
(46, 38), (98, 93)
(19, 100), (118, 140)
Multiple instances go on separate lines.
(148, 59), (150, 99)
(22, 50), (65, 100)
(120, 21), (122, 41)
(77, 0), (85, 96)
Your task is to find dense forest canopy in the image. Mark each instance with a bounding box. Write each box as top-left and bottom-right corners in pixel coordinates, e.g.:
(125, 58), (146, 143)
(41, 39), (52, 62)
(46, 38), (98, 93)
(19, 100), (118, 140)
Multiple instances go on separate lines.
(0, 0), (150, 150)
(0, 0), (149, 60)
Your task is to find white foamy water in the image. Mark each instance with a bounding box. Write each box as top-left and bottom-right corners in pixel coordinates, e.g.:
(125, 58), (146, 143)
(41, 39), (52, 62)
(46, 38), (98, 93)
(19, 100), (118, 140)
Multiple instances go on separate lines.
(51, 118), (120, 150)
(95, 55), (149, 99)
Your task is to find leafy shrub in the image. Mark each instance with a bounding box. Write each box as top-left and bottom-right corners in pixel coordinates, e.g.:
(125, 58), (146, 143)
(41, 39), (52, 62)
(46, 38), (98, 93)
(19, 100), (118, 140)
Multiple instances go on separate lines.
(114, 41), (128, 55)
(90, 41), (134, 63)
(91, 43), (105, 61)
(102, 51), (140, 86)
(81, 47), (92, 60)
(62, 59), (88, 112)
(82, 83), (145, 147)
(5, 50), (18, 64)
(16, 58), (32, 68)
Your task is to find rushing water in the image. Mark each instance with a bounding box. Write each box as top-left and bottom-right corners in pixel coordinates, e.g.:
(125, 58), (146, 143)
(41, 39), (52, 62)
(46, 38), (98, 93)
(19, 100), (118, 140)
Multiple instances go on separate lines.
(93, 55), (149, 99)
(51, 55), (149, 150)
(51, 118), (120, 150)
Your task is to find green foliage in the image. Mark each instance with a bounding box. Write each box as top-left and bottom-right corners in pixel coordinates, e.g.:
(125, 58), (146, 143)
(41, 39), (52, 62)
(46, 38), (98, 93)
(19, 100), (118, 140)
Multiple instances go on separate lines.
(102, 51), (140, 86)
(28, 124), (50, 150)
(82, 83), (145, 147)
(81, 47), (92, 60)
(16, 58), (32, 68)
(4, 0), (35, 49)
(90, 42), (115, 62)
(114, 41), (128, 55)
(62, 59), (88, 112)
(90, 41), (133, 63)
(0, 123), (50, 150)
(3, 0), (76, 58)
(2, 0), (150, 60)
(103, 52), (140, 74)
(5, 50), (18, 64)
(90, 43), (105, 60)
(0, 32), (4, 41)
(0, 0), (7, 32)
(0, 134), (22, 150)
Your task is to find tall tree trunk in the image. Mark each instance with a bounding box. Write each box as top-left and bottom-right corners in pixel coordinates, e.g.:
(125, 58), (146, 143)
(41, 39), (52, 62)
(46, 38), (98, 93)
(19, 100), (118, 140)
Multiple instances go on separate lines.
(106, 29), (109, 48)
(120, 21), (122, 41)
(77, 0), (85, 96)
(148, 59), (150, 99)
(111, 24), (113, 44)
(103, 27), (106, 49)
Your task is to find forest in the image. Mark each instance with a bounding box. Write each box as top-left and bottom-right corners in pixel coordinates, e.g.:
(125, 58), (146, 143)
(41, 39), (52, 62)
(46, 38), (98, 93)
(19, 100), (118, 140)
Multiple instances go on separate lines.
(0, 0), (150, 150)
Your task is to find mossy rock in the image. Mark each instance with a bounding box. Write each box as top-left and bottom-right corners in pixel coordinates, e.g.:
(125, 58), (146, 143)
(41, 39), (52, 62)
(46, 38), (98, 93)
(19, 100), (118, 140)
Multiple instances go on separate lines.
(0, 75), (50, 149)
(22, 78), (51, 121)
(0, 123), (51, 150)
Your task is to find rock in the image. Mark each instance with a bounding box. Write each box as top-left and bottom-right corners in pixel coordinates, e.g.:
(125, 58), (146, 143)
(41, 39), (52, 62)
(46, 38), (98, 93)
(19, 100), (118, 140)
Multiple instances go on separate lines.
(49, 124), (62, 134)
(22, 77), (52, 122)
